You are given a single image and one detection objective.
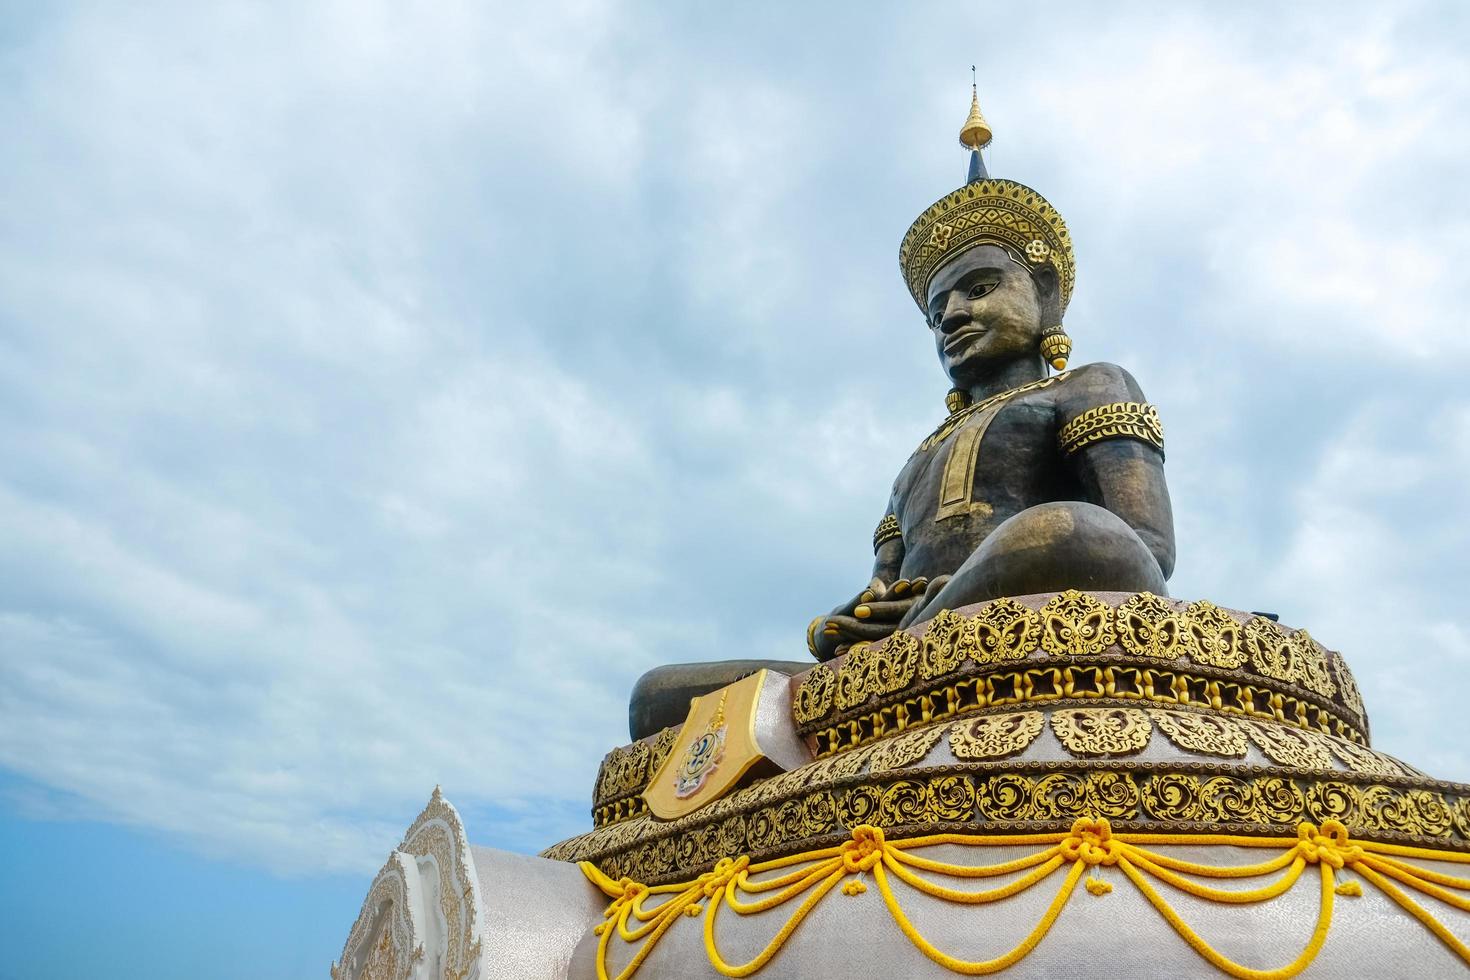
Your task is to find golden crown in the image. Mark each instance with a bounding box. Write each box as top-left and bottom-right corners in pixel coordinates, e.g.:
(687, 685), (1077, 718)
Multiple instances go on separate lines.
(899, 89), (1076, 314)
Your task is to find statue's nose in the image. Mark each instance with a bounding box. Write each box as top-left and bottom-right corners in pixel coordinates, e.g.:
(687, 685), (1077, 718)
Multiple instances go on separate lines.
(939, 302), (971, 334)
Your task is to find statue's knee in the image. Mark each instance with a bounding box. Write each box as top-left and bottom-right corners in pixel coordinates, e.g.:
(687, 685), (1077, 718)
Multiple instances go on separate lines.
(974, 501), (1166, 597)
(628, 659), (811, 741)
(628, 666), (689, 742)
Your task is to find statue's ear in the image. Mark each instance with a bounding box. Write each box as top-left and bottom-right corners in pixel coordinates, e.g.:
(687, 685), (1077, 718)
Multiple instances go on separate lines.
(1032, 263), (1062, 326)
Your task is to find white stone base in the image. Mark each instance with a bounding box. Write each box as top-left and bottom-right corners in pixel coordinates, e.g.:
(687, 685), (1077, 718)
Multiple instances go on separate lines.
(332, 788), (604, 980)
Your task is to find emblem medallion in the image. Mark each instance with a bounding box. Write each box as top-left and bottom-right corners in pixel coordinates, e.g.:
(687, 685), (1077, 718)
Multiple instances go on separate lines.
(673, 692), (727, 798)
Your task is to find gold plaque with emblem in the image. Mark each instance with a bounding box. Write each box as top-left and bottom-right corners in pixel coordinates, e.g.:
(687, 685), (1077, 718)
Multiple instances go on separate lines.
(643, 669), (779, 820)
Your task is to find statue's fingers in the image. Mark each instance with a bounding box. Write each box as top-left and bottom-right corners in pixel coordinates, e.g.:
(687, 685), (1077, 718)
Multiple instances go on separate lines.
(890, 579), (912, 598)
(826, 616), (897, 641)
(838, 578), (884, 617)
(859, 576), (894, 605)
(896, 594), (930, 630)
(897, 577), (950, 630)
(811, 630), (843, 662)
(853, 599), (915, 621)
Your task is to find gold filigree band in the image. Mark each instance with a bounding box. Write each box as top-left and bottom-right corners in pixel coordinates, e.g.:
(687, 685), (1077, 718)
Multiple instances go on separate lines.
(792, 592), (1367, 741)
(593, 701), (1412, 833)
(808, 662), (1364, 760)
(872, 514), (902, 552)
(593, 726), (679, 816)
(551, 756), (1470, 884)
(1058, 400), (1165, 457)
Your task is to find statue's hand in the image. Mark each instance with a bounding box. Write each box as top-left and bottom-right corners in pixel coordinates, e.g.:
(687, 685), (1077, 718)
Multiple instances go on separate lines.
(895, 573), (952, 630)
(808, 577), (937, 662)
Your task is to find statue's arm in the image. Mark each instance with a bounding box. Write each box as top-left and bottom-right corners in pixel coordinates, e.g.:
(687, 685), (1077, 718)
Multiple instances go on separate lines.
(869, 494), (905, 584)
(1071, 439), (1175, 578)
(1060, 363), (1176, 579)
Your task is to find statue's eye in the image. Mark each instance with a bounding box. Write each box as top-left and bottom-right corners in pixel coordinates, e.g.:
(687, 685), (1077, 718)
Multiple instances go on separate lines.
(968, 281), (997, 300)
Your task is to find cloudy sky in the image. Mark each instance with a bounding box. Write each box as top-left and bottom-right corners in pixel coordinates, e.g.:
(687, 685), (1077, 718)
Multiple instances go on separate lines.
(1, 1), (1467, 976)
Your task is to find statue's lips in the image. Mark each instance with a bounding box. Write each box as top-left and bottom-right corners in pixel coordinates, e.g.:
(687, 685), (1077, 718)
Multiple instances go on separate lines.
(943, 330), (986, 355)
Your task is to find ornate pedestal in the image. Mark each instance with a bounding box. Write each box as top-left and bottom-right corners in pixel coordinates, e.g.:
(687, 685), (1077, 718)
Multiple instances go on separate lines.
(336, 592), (1470, 979)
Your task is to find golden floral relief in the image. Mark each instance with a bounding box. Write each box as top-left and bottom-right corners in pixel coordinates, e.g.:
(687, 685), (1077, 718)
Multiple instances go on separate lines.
(1050, 707), (1152, 756)
(835, 643), (881, 710)
(918, 609), (968, 678)
(1179, 600), (1245, 669)
(1115, 592), (1181, 659)
(792, 663), (834, 725)
(969, 596), (1042, 663)
(1039, 590), (1115, 656)
(1147, 708), (1248, 758)
(1244, 720), (1336, 770)
(1291, 629), (1337, 699)
(1331, 652), (1366, 721)
(868, 723), (948, 773)
(1243, 616), (1296, 684)
(650, 726), (679, 773)
(948, 710), (1045, 760)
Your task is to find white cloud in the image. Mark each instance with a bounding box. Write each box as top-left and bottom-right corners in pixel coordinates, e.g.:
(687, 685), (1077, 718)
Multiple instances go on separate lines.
(1259, 398), (1470, 775)
(1, 1), (1467, 878)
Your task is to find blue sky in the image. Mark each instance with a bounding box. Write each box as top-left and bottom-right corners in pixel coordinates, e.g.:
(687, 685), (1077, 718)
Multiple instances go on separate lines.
(2, 1), (1468, 976)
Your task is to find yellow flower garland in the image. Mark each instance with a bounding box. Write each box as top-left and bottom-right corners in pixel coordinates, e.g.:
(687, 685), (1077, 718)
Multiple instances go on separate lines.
(580, 818), (1470, 979)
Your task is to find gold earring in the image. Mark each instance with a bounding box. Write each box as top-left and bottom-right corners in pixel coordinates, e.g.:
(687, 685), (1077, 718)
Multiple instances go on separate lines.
(1040, 325), (1071, 371)
(945, 387), (972, 414)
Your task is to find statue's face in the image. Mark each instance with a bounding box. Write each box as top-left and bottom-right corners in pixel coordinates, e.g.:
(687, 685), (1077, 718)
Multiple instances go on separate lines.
(924, 244), (1044, 386)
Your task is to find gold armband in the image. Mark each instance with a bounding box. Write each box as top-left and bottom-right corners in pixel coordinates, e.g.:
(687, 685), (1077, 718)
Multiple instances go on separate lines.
(1058, 401), (1164, 458)
(873, 514), (902, 552)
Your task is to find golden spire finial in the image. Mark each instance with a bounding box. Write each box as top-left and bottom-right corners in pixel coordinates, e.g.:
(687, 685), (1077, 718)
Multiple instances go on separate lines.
(959, 66), (992, 151)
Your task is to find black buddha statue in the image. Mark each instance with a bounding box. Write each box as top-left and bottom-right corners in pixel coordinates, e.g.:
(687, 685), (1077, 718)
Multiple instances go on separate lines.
(630, 86), (1175, 739)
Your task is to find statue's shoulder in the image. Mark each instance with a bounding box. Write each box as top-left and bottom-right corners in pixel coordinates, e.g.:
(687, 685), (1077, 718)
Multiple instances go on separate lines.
(1052, 361), (1148, 415)
(1052, 363), (1166, 459)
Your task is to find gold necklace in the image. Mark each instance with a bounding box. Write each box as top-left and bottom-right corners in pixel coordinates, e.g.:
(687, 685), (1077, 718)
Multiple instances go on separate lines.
(914, 370), (1072, 454)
